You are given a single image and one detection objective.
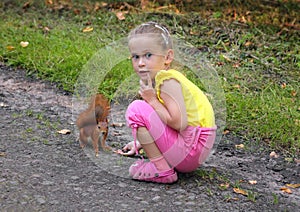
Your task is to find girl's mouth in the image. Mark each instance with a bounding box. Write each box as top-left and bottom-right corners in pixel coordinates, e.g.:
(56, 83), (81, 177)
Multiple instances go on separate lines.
(138, 70), (149, 76)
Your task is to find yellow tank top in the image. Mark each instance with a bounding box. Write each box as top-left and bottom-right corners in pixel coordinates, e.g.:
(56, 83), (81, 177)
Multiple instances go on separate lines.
(155, 69), (215, 127)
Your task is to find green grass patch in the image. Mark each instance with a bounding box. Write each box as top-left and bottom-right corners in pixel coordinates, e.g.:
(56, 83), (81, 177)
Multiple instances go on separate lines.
(0, 0), (299, 155)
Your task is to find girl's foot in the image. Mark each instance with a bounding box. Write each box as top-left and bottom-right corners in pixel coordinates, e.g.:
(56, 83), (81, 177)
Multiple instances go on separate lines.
(129, 160), (178, 184)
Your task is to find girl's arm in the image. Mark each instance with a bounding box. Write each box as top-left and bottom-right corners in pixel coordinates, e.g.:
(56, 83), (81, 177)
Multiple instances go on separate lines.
(140, 78), (188, 131)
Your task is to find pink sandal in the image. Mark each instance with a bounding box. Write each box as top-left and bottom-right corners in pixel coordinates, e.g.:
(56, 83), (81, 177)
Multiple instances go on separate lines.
(129, 160), (178, 184)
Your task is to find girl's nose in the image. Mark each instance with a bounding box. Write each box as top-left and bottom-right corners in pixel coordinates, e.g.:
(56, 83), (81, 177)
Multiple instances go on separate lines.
(138, 57), (145, 67)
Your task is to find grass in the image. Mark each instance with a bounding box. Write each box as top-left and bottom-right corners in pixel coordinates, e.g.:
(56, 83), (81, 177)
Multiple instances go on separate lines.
(0, 0), (299, 156)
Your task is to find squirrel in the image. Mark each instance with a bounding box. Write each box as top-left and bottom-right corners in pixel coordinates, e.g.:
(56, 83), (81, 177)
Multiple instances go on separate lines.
(76, 93), (111, 157)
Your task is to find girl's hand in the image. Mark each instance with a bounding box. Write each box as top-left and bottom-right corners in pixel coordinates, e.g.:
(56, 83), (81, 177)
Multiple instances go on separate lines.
(114, 140), (142, 156)
(139, 74), (156, 103)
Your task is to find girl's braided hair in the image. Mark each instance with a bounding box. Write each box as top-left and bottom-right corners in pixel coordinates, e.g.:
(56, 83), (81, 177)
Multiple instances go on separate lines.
(128, 21), (173, 50)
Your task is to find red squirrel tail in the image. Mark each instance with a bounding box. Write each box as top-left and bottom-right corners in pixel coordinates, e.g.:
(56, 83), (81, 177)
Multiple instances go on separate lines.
(76, 94), (110, 129)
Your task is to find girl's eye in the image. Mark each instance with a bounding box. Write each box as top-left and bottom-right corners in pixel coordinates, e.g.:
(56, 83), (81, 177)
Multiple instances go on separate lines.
(145, 53), (152, 59)
(132, 55), (139, 60)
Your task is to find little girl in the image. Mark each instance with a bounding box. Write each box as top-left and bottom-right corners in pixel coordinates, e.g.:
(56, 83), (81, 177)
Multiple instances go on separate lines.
(117, 21), (216, 184)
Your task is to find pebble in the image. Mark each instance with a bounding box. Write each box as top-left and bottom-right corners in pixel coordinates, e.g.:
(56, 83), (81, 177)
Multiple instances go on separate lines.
(152, 195), (161, 202)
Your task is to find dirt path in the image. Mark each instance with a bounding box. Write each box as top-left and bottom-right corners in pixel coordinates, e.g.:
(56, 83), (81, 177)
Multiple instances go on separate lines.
(0, 64), (299, 211)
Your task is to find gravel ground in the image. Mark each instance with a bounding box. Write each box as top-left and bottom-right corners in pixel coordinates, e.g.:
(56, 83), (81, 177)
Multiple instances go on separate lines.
(0, 64), (299, 211)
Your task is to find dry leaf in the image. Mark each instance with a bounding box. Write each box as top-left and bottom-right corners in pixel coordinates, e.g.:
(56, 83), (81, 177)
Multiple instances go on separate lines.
(223, 129), (230, 135)
(82, 26), (93, 32)
(233, 84), (240, 89)
(286, 184), (300, 189)
(20, 41), (29, 48)
(111, 123), (124, 127)
(233, 188), (248, 196)
(73, 9), (80, 15)
(239, 16), (247, 23)
(6, 45), (15, 50)
(189, 30), (199, 35)
(270, 151), (279, 158)
(232, 63), (240, 68)
(244, 41), (252, 47)
(226, 197), (239, 202)
(220, 183), (230, 189)
(280, 187), (292, 194)
(216, 61), (224, 66)
(235, 144), (244, 149)
(248, 180), (257, 185)
(291, 90), (297, 97)
(46, 0), (53, 5)
(0, 152), (6, 157)
(281, 83), (286, 89)
(116, 11), (126, 20)
(23, 1), (31, 9)
(57, 129), (71, 134)
(222, 54), (231, 62)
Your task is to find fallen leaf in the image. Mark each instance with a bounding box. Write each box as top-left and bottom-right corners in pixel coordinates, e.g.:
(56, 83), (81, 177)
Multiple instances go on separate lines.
(43, 26), (50, 34)
(115, 11), (126, 20)
(226, 197), (239, 202)
(280, 187), (292, 194)
(216, 61), (224, 66)
(0, 152), (6, 157)
(189, 30), (199, 35)
(111, 122), (124, 127)
(233, 84), (240, 89)
(221, 54), (231, 62)
(223, 129), (230, 135)
(140, 0), (149, 10)
(232, 63), (240, 68)
(281, 83), (286, 89)
(20, 41), (29, 48)
(239, 16), (247, 23)
(244, 41), (252, 47)
(6, 45), (15, 50)
(23, 1), (31, 9)
(82, 26), (93, 32)
(248, 180), (257, 185)
(233, 188), (248, 196)
(46, 0), (53, 5)
(270, 151), (279, 158)
(286, 184), (300, 189)
(73, 9), (80, 15)
(57, 129), (71, 134)
(291, 90), (297, 97)
(235, 144), (244, 149)
(220, 183), (230, 189)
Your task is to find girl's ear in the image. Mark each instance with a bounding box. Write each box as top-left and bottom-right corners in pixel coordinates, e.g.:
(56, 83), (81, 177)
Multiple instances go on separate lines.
(165, 49), (174, 65)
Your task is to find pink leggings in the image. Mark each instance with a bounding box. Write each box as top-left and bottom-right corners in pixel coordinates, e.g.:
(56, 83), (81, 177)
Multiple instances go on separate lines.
(126, 100), (216, 173)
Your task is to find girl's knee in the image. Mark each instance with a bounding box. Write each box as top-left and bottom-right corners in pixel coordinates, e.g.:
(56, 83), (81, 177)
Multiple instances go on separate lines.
(126, 100), (153, 127)
(127, 100), (150, 113)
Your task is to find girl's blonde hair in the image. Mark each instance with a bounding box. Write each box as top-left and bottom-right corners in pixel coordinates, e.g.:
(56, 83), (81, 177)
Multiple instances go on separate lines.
(128, 21), (173, 50)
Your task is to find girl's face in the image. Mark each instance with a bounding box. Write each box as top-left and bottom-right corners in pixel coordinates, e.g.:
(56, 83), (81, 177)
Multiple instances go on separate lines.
(128, 35), (172, 81)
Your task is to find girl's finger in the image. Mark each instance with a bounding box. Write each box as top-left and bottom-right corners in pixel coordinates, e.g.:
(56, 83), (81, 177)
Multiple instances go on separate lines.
(147, 73), (152, 87)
